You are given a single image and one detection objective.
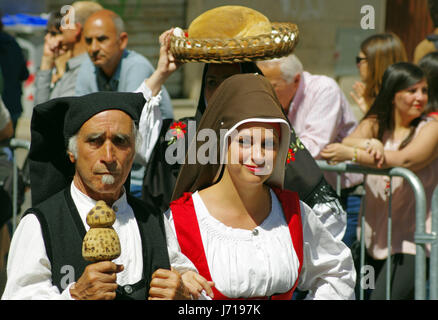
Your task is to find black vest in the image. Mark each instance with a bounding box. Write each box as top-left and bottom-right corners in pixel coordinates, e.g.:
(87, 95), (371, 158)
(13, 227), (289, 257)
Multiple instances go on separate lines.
(24, 188), (171, 300)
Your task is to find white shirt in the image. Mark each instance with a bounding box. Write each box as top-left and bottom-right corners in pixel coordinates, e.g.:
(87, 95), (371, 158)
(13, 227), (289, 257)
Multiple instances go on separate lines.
(1, 183), (198, 300)
(135, 81), (163, 165)
(165, 189), (356, 300)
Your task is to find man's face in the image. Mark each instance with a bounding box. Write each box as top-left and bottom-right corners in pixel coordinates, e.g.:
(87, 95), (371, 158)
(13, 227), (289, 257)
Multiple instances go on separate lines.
(258, 63), (299, 113)
(59, 23), (80, 52)
(45, 27), (65, 56)
(83, 16), (127, 75)
(68, 110), (135, 202)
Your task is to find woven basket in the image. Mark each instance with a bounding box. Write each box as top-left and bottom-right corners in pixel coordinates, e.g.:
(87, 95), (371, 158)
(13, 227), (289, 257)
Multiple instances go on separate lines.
(170, 22), (299, 64)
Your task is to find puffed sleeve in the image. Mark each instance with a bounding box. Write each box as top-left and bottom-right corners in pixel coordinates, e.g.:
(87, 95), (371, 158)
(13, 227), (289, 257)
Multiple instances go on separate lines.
(297, 201), (356, 300)
(311, 199), (347, 241)
(134, 81), (163, 165)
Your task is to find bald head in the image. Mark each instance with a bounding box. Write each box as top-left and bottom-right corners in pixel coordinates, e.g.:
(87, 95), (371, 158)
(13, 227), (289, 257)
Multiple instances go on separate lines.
(85, 9), (125, 35)
(83, 9), (128, 77)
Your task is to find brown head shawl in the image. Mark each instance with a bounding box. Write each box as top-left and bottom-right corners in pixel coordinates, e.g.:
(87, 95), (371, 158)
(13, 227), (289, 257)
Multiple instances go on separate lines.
(171, 73), (291, 201)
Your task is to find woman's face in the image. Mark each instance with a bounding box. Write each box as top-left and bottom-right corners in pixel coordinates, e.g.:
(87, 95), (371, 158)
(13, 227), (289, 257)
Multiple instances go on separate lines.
(357, 51), (368, 82)
(204, 64), (241, 103)
(393, 79), (428, 124)
(226, 122), (280, 186)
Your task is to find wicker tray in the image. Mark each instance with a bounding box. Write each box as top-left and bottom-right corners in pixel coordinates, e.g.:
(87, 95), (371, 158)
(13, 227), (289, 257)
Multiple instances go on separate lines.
(170, 22), (299, 64)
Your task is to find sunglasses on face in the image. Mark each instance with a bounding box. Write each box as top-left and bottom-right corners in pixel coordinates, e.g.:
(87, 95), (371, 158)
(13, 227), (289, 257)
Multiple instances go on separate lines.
(356, 56), (367, 64)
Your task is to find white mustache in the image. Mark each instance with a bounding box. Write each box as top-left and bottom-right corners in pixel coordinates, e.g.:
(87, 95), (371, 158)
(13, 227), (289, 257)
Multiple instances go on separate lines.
(101, 174), (115, 185)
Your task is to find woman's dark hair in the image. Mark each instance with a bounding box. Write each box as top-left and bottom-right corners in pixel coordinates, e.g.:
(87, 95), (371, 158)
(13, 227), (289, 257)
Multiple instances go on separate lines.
(418, 51), (438, 115)
(46, 10), (63, 32)
(365, 62), (425, 149)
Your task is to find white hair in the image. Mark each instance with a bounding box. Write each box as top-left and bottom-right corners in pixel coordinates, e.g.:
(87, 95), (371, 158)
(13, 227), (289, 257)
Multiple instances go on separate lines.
(112, 14), (125, 35)
(258, 54), (304, 84)
(67, 121), (141, 160)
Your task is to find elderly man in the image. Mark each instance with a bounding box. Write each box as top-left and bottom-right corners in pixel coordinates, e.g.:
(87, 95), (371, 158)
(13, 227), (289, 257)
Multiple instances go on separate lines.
(35, 2), (103, 105)
(1, 92), (211, 300)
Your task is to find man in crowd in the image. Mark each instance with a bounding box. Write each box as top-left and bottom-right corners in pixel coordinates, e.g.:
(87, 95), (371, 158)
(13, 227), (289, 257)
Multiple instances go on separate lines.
(1, 92), (211, 300)
(76, 9), (174, 197)
(75, 9), (173, 119)
(35, 1), (103, 105)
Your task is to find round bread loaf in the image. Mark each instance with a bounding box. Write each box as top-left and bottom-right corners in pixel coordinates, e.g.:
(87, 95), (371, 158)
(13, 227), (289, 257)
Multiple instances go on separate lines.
(86, 200), (116, 228)
(188, 5), (272, 39)
(82, 227), (121, 262)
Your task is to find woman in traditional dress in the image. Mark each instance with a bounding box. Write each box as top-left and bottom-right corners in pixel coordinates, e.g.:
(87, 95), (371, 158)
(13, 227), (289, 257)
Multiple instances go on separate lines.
(165, 73), (356, 300)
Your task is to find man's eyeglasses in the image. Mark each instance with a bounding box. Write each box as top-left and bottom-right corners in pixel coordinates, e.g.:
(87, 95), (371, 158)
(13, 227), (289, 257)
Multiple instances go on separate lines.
(356, 56), (367, 64)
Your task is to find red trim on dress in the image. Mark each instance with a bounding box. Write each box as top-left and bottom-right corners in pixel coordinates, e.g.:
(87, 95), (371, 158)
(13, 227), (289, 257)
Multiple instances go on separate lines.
(170, 188), (303, 300)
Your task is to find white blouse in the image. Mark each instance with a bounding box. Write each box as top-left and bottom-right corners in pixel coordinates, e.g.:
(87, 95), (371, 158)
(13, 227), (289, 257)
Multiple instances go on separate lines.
(165, 189), (356, 300)
(134, 80), (163, 165)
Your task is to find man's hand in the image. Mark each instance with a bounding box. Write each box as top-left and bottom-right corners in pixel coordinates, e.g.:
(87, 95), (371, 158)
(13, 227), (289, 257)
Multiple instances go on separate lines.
(40, 32), (63, 70)
(69, 261), (124, 300)
(181, 270), (215, 299)
(148, 268), (192, 300)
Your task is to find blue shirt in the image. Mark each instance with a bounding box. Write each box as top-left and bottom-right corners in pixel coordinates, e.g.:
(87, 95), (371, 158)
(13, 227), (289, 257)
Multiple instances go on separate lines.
(75, 49), (173, 119)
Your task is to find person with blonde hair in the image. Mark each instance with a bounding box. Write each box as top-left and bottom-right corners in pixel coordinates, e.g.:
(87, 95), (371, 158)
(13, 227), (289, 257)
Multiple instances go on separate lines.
(352, 33), (408, 114)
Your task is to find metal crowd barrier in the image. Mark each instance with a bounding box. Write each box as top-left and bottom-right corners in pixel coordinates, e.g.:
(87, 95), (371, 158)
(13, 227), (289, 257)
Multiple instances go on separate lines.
(431, 185), (438, 300)
(9, 138), (31, 234)
(316, 160), (438, 300)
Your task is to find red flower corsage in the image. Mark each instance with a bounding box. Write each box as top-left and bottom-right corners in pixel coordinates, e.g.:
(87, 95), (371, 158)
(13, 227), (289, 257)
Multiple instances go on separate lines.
(286, 148), (296, 163)
(168, 121), (187, 145)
